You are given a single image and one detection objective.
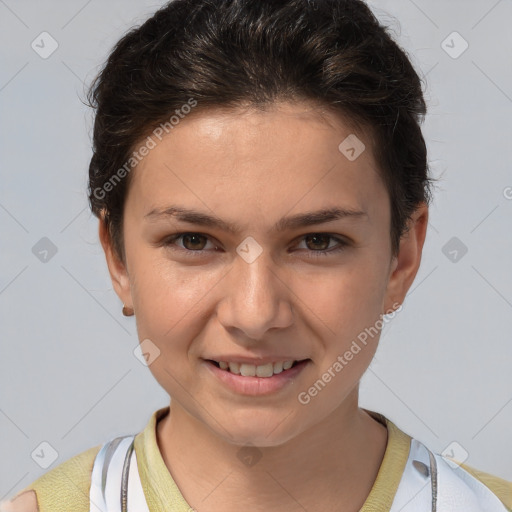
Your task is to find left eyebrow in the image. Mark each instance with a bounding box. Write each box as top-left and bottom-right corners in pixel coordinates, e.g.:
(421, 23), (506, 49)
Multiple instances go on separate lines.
(144, 205), (368, 234)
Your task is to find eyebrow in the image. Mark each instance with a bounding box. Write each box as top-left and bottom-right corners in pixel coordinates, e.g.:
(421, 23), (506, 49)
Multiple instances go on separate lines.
(144, 205), (368, 234)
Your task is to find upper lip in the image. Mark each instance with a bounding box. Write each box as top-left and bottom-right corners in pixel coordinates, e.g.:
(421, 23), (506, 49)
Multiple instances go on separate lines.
(204, 356), (310, 365)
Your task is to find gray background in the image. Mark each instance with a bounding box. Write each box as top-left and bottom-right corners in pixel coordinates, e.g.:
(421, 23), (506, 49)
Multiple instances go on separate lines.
(1, 0), (511, 501)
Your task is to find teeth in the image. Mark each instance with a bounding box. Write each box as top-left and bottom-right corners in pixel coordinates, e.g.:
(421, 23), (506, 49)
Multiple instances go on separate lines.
(273, 361), (283, 374)
(228, 362), (240, 374)
(217, 360), (298, 377)
(240, 364), (256, 377)
(256, 363), (274, 377)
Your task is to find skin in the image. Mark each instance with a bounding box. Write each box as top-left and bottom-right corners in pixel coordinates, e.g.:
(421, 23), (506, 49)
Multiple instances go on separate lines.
(93, 101), (427, 512)
(5, 101), (427, 512)
(1, 492), (37, 512)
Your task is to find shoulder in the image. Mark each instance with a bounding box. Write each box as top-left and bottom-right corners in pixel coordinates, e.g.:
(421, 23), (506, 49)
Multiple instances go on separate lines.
(459, 463), (512, 512)
(1, 443), (101, 512)
(0, 490), (38, 512)
(377, 413), (511, 511)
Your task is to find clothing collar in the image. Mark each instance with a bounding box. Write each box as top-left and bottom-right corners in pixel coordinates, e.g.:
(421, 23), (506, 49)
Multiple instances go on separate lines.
(134, 406), (412, 511)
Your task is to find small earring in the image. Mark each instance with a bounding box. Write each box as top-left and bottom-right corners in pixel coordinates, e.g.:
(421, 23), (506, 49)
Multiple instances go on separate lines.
(122, 304), (134, 317)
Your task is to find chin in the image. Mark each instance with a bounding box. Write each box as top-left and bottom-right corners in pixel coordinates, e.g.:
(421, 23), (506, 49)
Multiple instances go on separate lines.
(209, 411), (304, 448)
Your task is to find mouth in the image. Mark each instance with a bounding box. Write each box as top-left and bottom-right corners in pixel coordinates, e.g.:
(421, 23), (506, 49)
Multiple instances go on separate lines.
(203, 358), (311, 396)
(205, 359), (308, 378)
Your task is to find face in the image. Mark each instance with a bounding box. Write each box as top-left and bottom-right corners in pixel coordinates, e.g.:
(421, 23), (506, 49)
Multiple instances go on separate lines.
(101, 101), (427, 447)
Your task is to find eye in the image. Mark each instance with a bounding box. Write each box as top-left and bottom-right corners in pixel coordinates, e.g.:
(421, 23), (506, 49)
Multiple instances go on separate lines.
(294, 233), (348, 257)
(161, 232), (348, 258)
(162, 232), (218, 254)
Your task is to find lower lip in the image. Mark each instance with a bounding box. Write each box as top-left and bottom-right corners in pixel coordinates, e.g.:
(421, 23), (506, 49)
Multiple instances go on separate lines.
(203, 359), (310, 396)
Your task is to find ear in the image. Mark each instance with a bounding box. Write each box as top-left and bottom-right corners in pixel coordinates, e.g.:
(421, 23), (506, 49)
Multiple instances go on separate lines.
(98, 215), (133, 310)
(383, 202), (429, 313)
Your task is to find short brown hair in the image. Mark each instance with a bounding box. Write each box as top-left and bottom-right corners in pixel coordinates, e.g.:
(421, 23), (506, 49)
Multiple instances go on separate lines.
(87, 0), (432, 261)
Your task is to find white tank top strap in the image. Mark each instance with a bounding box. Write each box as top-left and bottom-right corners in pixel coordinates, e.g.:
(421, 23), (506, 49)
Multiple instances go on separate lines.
(390, 438), (508, 512)
(434, 451), (509, 511)
(89, 434), (150, 512)
(390, 438), (437, 512)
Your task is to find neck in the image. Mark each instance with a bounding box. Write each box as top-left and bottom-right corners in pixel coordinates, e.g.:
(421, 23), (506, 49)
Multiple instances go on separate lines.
(156, 391), (388, 512)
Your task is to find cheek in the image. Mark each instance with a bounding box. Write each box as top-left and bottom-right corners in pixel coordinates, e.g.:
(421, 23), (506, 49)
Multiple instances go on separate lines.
(297, 265), (388, 408)
(129, 244), (214, 328)
(295, 256), (390, 337)
(129, 255), (226, 388)
(129, 260), (209, 388)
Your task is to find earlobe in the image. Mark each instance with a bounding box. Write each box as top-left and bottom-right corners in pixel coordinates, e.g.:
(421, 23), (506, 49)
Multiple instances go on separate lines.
(98, 217), (133, 311)
(383, 203), (429, 312)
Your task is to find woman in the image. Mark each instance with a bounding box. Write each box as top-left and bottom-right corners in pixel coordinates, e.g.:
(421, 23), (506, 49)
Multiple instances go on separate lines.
(3, 0), (510, 510)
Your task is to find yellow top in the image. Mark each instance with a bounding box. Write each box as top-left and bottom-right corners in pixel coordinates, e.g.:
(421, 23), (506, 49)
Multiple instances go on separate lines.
(7, 406), (512, 511)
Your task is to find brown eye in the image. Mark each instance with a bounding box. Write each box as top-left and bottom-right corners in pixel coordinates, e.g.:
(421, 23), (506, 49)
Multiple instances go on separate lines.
(295, 233), (348, 258)
(304, 234), (331, 251)
(163, 232), (216, 254)
(181, 233), (208, 250)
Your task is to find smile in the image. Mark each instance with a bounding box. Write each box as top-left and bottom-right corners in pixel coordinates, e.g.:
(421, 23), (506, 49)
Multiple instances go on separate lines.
(204, 358), (311, 396)
(209, 360), (300, 378)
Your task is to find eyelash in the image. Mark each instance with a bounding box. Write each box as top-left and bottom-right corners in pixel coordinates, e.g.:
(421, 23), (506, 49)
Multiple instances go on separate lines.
(161, 232), (349, 258)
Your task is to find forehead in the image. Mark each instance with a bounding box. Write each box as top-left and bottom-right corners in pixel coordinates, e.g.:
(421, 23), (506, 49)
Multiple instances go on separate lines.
(126, 101), (386, 224)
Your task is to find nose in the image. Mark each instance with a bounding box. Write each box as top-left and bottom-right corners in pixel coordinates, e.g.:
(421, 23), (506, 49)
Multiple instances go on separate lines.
(216, 249), (294, 342)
